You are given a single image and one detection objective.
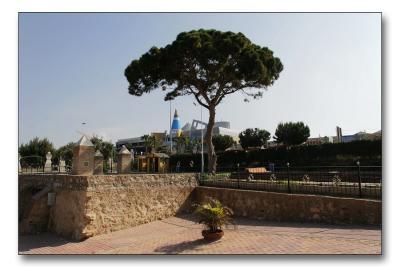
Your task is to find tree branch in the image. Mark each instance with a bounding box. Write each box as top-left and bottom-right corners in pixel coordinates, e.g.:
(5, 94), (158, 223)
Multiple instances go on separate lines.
(188, 87), (209, 109)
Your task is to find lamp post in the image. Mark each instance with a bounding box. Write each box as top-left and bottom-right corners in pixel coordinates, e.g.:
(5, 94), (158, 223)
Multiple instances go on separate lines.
(201, 105), (204, 174)
(170, 100), (172, 153)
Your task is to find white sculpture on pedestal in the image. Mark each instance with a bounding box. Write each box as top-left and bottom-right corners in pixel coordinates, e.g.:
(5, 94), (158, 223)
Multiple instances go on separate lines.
(44, 151), (52, 172)
(59, 157), (66, 172)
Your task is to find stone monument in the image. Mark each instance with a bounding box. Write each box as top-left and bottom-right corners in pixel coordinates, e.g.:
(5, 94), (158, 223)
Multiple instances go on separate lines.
(94, 150), (104, 175)
(117, 145), (131, 174)
(59, 157), (66, 173)
(71, 135), (95, 175)
(44, 151), (52, 172)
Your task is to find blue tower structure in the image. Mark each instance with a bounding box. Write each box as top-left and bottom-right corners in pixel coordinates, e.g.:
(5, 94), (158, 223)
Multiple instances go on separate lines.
(171, 109), (182, 137)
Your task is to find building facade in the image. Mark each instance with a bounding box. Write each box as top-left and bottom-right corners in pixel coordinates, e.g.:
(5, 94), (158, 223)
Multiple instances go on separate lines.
(116, 109), (240, 153)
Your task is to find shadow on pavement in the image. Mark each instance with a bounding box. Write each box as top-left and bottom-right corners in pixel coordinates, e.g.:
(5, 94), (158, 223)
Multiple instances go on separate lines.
(154, 238), (212, 254)
(175, 213), (381, 231)
(19, 233), (76, 253)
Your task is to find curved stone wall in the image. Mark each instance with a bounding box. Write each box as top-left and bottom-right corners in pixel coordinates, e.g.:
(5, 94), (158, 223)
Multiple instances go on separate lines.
(19, 173), (198, 240)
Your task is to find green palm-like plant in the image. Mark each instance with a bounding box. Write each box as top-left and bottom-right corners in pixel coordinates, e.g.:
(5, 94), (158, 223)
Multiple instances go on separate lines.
(194, 198), (233, 232)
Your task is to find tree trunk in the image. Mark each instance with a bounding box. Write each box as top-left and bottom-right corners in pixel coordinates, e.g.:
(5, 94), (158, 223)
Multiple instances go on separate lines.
(205, 107), (217, 173)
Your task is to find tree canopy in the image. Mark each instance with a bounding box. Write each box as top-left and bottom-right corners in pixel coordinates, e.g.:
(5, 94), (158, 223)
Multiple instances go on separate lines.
(274, 122), (310, 146)
(125, 29), (283, 172)
(239, 128), (271, 150)
(90, 136), (116, 160)
(54, 142), (74, 166)
(212, 135), (235, 152)
(141, 134), (163, 153)
(19, 137), (55, 166)
(125, 29), (283, 105)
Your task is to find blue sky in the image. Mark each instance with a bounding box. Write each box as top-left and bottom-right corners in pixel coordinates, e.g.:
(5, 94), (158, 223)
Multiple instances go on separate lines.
(19, 13), (381, 148)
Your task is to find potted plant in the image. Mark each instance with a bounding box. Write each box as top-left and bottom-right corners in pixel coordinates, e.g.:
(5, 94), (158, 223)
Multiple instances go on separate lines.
(194, 198), (233, 241)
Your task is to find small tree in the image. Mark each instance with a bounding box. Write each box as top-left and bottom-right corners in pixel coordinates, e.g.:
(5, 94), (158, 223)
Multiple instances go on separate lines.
(141, 134), (162, 152)
(19, 137), (55, 166)
(90, 136), (116, 160)
(212, 135), (235, 152)
(239, 128), (270, 150)
(274, 122), (310, 146)
(125, 29), (283, 173)
(140, 135), (152, 153)
(54, 142), (74, 166)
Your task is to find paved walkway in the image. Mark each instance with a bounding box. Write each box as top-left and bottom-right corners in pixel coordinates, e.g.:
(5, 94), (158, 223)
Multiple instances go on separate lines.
(19, 215), (381, 255)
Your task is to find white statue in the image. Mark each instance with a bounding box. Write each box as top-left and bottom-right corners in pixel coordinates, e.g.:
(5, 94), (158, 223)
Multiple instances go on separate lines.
(44, 151), (52, 172)
(59, 157), (66, 172)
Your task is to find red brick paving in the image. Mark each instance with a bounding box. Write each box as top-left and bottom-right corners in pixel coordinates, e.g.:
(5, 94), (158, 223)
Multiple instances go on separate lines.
(19, 215), (381, 255)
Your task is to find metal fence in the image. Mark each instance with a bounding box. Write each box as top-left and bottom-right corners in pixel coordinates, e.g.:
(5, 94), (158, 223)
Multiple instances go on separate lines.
(19, 164), (71, 174)
(199, 164), (382, 199)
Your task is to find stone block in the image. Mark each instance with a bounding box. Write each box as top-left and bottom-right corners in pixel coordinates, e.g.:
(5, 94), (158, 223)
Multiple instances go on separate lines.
(72, 136), (95, 175)
(94, 150), (104, 175)
(117, 146), (131, 174)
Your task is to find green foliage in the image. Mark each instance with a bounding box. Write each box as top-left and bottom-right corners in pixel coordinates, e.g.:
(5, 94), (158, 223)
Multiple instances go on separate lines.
(170, 140), (382, 168)
(90, 136), (116, 160)
(186, 138), (201, 153)
(194, 198), (233, 232)
(239, 128), (270, 150)
(140, 134), (152, 152)
(170, 153), (205, 171)
(173, 135), (188, 154)
(125, 29), (283, 103)
(131, 158), (139, 171)
(141, 134), (163, 152)
(54, 142), (74, 166)
(19, 137), (55, 166)
(274, 122), (310, 146)
(125, 29), (283, 172)
(212, 135), (235, 152)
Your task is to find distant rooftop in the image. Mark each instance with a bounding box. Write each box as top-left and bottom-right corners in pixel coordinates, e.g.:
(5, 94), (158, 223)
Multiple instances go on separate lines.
(116, 137), (144, 144)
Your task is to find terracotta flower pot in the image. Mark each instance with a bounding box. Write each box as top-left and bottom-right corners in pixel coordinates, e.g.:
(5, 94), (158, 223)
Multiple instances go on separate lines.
(202, 229), (224, 241)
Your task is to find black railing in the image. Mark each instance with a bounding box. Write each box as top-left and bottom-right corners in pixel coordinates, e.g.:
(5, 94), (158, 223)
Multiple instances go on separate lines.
(19, 164), (71, 174)
(199, 164), (382, 199)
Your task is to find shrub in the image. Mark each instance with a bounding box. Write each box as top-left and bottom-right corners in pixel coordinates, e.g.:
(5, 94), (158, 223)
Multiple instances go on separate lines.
(194, 198), (233, 232)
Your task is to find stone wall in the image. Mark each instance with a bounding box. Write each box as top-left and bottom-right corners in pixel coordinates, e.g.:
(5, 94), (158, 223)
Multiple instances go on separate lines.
(83, 174), (197, 237)
(19, 174), (381, 241)
(193, 186), (381, 225)
(19, 173), (198, 240)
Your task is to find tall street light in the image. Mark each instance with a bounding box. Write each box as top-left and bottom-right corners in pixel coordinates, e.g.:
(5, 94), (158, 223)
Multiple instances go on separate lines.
(193, 102), (204, 174)
(170, 100), (172, 153)
(201, 105), (204, 174)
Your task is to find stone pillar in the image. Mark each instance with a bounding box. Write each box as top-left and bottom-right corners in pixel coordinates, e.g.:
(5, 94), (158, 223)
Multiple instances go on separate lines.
(72, 135), (95, 175)
(117, 145), (131, 174)
(18, 154), (22, 173)
(94, 150), (104, 175)
(44, 151), (52, 172)
(59, 158), (66, 173)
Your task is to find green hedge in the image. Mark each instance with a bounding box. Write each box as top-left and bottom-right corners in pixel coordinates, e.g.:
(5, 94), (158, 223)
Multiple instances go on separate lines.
(170, 140), (382, 170)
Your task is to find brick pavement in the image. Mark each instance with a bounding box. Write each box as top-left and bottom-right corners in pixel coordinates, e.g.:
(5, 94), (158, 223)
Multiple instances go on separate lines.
(19, 215), (381, 255)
